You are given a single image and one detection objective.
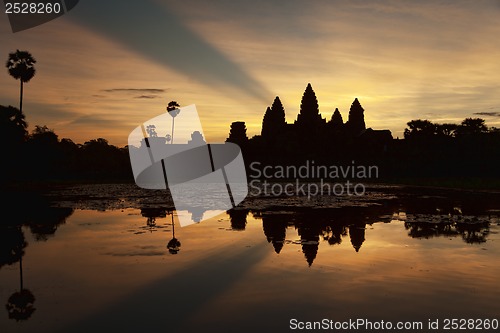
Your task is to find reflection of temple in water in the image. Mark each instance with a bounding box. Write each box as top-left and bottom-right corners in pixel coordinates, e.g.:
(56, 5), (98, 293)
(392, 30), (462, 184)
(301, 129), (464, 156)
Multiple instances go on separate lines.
(349, 224), (366, 253)
(228, 208), (249, 231)
(187, 207), (206, 224)
(246, 207), (380, 266)
(229, 198), (495, 267)
(262, 214), (288, 254)
(296, 223), (321, 267)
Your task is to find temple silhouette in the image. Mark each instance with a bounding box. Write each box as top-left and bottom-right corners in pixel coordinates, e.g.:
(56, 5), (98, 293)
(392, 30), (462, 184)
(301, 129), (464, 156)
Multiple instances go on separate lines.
(224, 83), (499, 183)
(226, 83), (393, 166)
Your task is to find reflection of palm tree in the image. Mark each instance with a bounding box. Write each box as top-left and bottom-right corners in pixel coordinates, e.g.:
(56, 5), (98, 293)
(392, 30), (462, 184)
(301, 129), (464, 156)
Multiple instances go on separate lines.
(166, 101), (180, 144)
(5, 227), (36, 321)
(167, 211), (181, 254)
(6, 50), (36, 115)
(6, 289), (36, 321)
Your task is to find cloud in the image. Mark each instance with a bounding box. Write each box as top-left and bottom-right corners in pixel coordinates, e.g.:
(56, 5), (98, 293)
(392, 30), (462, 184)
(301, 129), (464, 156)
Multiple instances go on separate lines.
(135, 95), (159, 99)
(68, 114), (118, 126)
(24, 102), (79, 123)
(102, 88), (166, 94)
(4, 0), (500, 146)
(101, 88), (166, 100)
(71, 0), (272, 103)
(473, 112), (500, 117)
(102, 251), (165, 257)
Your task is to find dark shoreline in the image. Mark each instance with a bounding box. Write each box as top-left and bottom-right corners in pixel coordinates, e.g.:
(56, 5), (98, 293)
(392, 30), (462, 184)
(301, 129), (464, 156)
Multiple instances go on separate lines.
(3, 176), (499, 196)
(2, 181), (499, 215)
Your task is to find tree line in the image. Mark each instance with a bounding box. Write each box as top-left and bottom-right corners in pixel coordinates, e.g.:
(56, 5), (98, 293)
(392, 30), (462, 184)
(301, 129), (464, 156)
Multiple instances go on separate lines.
(1, 110), (132, 184)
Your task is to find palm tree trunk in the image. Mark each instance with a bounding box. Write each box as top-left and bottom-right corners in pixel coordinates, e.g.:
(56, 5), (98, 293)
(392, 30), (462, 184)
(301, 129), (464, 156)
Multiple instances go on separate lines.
(19, 80), (23, 114)
(171, 118), (175, 144)
(19, 255), (24, 291)
(172, 213), (175, 238)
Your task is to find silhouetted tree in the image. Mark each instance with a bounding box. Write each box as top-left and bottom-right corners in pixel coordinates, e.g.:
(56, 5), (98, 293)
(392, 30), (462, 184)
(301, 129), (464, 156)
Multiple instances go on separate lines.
(435, 123), (458, 138)
(57, 138), (80, 176)
(187, 131), (205, 145)
(1, 105), (28, 182)
(79, 138), (128, 180)
(0, 105), (28, 145)
(23, 126), (61, 180)
(456, 118), (488, 136)
(345, 98), (366, 136)
(404, 119), (436, 139)
(146, 124), (158, 137)
(30, 125), (58, 145)
(6, 50), (36, 116)
(167, 101), (180, 112)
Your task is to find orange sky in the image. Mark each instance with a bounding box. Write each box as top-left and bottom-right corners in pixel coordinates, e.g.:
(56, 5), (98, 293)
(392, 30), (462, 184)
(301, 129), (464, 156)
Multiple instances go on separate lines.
(2, 0), (500, 147)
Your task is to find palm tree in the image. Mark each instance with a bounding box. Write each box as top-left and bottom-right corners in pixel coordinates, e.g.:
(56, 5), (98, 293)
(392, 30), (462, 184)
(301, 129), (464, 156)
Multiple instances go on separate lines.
(166, 101), (180, 144)
(6, 50), (37, 115)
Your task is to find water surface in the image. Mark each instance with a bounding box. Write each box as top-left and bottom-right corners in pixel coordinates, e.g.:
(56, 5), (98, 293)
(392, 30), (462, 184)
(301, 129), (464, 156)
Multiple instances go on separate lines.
(1, 185), (499, 332)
